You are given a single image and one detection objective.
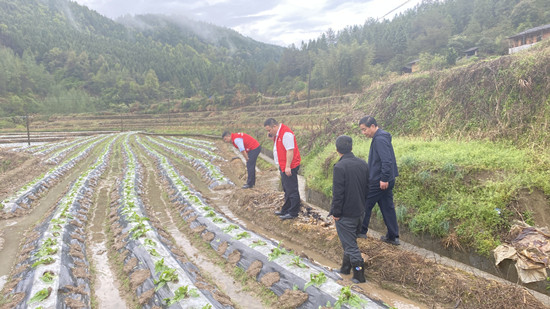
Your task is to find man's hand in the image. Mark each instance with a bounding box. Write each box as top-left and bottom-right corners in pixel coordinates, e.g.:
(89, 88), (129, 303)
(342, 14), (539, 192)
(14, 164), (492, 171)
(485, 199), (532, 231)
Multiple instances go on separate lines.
(333, 216), (340, 221)
(380, 181), (388, 190)
(285, 166), (292, 176)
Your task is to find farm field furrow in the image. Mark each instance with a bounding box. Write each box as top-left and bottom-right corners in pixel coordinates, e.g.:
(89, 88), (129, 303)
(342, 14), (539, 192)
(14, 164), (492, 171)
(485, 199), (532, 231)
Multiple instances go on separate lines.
(1, 131), (547, 309)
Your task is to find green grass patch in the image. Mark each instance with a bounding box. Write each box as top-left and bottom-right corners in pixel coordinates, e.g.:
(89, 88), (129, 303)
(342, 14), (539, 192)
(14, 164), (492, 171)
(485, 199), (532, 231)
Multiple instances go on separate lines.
(304, 137), (550, 256)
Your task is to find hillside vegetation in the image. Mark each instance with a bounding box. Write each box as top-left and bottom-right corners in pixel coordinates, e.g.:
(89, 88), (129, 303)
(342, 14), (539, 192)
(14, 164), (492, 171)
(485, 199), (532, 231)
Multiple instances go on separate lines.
(304, 42), (550, 256)
(2, 0), (550, 117)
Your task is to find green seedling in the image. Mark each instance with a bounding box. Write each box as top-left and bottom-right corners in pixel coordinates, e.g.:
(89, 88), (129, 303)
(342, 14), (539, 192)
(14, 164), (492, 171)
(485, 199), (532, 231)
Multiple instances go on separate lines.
(155, 258), (171, 273)
(154, 269), (179, 291)
(268, 243), (290, 261)
(43, 238), (57, 247)
(32, 257), (55, 268)
(334, 286), (368, 309)
(29, 287), (51, 303)
(304, 272), (327, 290)
(144, 238), (157, 247)
(288, 256), (308, 269)
(234, 231), (250, 240)
(35, 246), (58, 258)
(51, 218), (66, 225)
(212, 217), (225, 223)
(250, 240), (267, 248)
(222, 224), (239, 233)
(202, 305), (213, 309)
(205, 211), (216, 217)
(40, 271), (55, 284)
(201, 206), (213, 211)
(163, 285), (200, 305)
(130, 213), (150, 224)
(149, 248), (161, 257)
(130, 222), (150, 239)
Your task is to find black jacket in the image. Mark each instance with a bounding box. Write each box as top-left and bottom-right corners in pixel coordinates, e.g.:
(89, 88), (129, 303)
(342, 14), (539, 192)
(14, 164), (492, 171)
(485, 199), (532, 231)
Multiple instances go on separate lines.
(329, 152), (369, 218)
(368, 128), (398, 188)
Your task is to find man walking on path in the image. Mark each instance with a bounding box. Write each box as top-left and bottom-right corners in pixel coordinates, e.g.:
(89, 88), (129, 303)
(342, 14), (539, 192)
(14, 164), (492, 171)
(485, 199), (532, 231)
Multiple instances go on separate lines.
(222, 131), (261, 189)
(329, 135), (369, 283)
(264, 118), (301, 220)
(358, 115), (400, 245)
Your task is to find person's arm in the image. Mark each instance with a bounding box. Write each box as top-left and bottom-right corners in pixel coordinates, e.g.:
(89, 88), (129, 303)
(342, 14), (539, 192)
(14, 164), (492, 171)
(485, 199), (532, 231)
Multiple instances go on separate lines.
(375, 137), (392, 189)
(285, 149), (293, 176)
(282, 132), (295, 176)
(330, 164), (345, 220)
(234, 138), (249, 161)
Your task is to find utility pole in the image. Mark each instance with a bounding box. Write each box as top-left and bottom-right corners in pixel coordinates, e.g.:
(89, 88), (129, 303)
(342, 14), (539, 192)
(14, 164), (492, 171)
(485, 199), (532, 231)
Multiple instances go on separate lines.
(26, 113), (30, 146)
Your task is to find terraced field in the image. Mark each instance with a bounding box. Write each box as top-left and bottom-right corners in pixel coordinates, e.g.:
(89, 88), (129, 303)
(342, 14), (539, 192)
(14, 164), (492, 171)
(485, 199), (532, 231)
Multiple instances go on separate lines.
(0, 126), (547, 309)
(0, 132), (387, 309)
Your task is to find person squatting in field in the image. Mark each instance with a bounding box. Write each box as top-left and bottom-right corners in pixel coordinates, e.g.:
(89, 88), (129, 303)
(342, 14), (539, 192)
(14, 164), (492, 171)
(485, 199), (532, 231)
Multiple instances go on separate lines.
(222, 131), (262, 189)
(264, 118), (301, 220)
(329, 135), (369, 283)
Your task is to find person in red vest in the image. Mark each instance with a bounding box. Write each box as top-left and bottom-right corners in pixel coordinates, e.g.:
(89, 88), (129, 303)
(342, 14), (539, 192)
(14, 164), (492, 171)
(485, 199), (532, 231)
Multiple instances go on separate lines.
(222, 131), (262, 189)
(263, 118), (301, 220)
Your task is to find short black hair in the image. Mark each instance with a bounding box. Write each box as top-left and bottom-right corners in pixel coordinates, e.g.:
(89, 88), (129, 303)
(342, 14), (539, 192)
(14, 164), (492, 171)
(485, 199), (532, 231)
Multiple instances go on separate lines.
(222, 131), (230, 138)
(359, 115), (377, 127)
(336, 135), (352, 154)
(264, 118), (278, 127)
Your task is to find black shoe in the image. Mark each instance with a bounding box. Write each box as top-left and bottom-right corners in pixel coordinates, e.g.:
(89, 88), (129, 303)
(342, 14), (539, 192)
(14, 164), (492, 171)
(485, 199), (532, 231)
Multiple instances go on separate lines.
(338, 254), (351, 275)
(351, 263), (366, 283)
(274, 210), (286, 216)
(357, 233), (367, 239)
(380, 235), (400, 246)
(279, 214), (297, 220)
(242, 184), (253, 189)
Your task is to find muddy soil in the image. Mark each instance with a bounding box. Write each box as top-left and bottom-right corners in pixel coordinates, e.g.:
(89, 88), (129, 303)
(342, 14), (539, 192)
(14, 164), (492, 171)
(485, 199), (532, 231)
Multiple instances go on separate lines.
(210, 140), (547, 309)
(0, 134), (547, 309)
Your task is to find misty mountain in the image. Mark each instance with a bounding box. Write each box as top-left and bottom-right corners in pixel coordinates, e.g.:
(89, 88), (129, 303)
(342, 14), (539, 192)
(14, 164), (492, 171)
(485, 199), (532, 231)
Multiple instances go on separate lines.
(0, 0), (284, 115)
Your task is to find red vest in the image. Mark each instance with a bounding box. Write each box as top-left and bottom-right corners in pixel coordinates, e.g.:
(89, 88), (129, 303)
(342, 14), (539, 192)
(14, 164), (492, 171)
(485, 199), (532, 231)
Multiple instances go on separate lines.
(231, 133), (259, 152)
(276, 124), (300, 171)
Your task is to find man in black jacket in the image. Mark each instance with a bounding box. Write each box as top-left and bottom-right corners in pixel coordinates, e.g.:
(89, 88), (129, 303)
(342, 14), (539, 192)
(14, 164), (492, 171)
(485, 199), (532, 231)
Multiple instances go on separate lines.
(329, 135), (369, 283)
(358, 115), (400, 245)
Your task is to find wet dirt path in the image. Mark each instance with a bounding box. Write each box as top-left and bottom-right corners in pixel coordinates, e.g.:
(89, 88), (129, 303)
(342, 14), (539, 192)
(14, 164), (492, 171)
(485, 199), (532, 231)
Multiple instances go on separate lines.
(88, 141), (127, 308)
(242, 146), (550, 308)
(225, 146), (428, 309)
(0, 146), (101, 289)
(134, 140), (266, 309)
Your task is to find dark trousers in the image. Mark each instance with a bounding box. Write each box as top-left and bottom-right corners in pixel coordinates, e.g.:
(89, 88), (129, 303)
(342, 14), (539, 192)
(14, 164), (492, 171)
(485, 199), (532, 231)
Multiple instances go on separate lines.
(336, 215), (365, 265)
(246, 146), (261, 187)
(280, 165), (301, 216)
(360, 180), (399, 240)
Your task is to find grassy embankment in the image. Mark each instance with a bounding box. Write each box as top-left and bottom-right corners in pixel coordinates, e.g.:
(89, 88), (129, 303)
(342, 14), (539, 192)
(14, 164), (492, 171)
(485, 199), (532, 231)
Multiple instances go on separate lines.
(304, 42), (550, 256)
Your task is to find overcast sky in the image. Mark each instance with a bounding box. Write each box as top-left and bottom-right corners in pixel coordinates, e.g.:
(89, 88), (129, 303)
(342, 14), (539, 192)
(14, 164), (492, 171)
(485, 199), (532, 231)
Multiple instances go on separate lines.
(72, 0), (424, 47)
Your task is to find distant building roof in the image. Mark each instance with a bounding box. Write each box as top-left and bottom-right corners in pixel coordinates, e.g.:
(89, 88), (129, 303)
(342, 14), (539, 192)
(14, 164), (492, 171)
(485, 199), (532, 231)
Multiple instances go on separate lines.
(508, 24), (550, 39)
(463, 47), (479, 53)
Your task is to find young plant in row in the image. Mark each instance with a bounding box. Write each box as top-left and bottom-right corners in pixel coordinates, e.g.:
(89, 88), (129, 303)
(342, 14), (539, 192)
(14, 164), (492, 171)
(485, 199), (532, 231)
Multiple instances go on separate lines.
(250, 240), (267, 248)
(163, 285), (200, 306)
(154, 259), (179, 291)
(268, 243), (291, 261)
(288, 256), (308, 269)
(333, 286), (369, 309)
(303, 272), (327, 290)
(234, 231), (250, 240)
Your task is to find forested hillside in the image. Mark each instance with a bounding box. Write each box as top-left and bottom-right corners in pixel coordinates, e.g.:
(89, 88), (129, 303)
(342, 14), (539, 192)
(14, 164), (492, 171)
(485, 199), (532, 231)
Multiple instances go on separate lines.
(1, 0), (550, 117)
